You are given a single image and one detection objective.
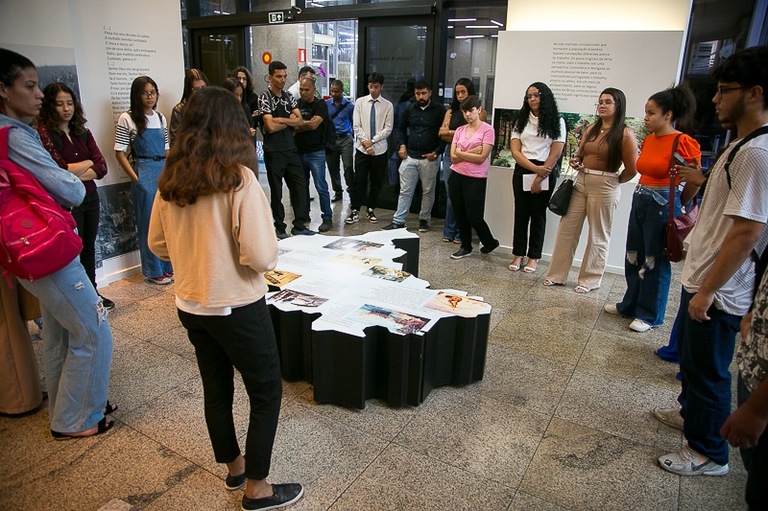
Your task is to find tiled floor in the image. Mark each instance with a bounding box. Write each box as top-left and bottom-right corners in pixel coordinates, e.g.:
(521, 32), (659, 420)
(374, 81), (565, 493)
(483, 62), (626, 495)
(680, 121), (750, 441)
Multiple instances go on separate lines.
(0, 177), (749, 511)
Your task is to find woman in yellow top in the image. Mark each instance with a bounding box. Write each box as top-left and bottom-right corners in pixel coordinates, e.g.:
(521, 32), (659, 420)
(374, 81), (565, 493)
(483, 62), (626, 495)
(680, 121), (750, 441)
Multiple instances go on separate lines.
(605, 84), (701, 332)
(544, 87), (639, 293)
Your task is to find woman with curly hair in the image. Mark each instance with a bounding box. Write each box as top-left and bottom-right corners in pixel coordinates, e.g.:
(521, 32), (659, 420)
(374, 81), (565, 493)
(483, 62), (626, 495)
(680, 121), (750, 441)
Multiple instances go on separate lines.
(232, 65), (258, 115)
(37, 82), (114, 309)
(509, 82), (566, 273)
(544, 87), (639, 293)
(169, 68), (208, 147)
(149, 86), (303, 511)
(114, 75), (174, 285)
(605, 84), (700, 332)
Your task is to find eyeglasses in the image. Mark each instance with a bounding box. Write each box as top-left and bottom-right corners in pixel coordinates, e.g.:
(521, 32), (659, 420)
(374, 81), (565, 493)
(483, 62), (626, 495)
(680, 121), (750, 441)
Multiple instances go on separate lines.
(525, 93), (541, 101)
(716, 85), (749, 97)
(141, 90), (157, 98)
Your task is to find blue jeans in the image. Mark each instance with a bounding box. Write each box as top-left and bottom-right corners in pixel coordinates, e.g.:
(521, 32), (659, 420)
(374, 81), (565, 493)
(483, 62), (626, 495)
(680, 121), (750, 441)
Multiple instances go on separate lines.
(299, 150), (332, 221)
(738, 375), (768, 510)
(618, 185), (680, 326)
(677, 289), (740, 465)
(393, 156), (439, 224)
(132, 159), (173, 278)
(441, 147), (459, 240)
(19, 258), (113, 433)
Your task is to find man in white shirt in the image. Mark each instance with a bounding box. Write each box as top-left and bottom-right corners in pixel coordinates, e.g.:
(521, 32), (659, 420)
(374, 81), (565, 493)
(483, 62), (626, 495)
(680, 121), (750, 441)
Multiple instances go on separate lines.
(345, 73), (393, 225)
(286, 66), (315, 99)
(655, 46), (768, 480)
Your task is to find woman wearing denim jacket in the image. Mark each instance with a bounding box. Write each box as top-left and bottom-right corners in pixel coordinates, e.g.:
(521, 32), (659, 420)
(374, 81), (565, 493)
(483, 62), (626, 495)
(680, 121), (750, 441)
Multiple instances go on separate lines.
(604, 85), (700, 332)
(0, 48), (114, 438)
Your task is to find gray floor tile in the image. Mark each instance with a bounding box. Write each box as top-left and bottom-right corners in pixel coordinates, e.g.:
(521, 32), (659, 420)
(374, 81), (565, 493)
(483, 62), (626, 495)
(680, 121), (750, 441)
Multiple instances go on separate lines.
(508, 492), (569, 511)
(394, 387), (549, 487)
(142, 467), (240, 511)
(329, 443), (515, 511)
(555, 368), (683, 450)
(520, 418), (679, 511)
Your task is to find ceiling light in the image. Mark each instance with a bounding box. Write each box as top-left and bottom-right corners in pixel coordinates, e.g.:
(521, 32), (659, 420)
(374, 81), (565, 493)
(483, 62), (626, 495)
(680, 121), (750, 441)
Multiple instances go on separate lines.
(465, 25), (497, 29)
(490, 20), (504, 27)
(448, 18), (477, 22)
(455, 35), (483, 39)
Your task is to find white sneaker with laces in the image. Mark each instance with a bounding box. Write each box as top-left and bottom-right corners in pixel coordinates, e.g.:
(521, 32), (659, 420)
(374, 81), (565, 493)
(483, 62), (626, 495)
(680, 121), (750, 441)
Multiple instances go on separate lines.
(658, 445), (729, 476)
(629, 318), (652, 332)
(652, 407), (683, 431)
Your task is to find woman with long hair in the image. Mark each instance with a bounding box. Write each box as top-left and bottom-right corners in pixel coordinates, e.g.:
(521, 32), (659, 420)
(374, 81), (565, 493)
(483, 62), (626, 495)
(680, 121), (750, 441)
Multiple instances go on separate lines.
(0, 48), (114, 437)
(509, 82), (565, 273)
(148, 86), (303, 511)
(223, 76), (256, 137)
(169, 68), (208, 147)
(605, 85), (700, 331)
(114, 75), (174, 285)
(37, 82), (114, 310)
(232, 65), (258, 115)
(544, 87), (639, 293)
(438, 78), (487, 244)
(448, 95), (499, 260)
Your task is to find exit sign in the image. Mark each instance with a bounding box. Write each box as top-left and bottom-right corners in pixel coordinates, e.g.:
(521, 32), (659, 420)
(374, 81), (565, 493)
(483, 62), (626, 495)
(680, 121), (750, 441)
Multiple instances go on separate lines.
(268, 12), (284, 23)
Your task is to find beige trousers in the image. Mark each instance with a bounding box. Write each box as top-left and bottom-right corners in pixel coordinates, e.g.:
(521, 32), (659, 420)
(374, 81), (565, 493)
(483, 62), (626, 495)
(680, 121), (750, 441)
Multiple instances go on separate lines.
(546, 171), (620, 290)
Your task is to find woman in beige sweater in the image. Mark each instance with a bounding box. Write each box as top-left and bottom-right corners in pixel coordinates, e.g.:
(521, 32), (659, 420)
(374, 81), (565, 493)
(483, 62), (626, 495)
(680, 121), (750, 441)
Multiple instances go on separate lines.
(148, 86), (303, 511)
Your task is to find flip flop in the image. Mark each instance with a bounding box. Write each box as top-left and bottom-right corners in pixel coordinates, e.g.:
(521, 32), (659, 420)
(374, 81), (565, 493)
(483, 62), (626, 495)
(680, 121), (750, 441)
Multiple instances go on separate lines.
(104, 400), (118, 415)
(51, 416), (114, 441)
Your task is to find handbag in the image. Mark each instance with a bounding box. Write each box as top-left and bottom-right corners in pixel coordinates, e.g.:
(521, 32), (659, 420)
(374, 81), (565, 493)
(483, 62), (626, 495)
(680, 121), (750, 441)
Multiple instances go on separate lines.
(663, 134), (697, 262)
(548, 173), (575, 216)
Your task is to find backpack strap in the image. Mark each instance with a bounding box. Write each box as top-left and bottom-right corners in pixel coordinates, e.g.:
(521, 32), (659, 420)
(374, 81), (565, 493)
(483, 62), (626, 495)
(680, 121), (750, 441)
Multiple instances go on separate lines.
(724, 125), (768, 189)
(0, 126), (13, 161)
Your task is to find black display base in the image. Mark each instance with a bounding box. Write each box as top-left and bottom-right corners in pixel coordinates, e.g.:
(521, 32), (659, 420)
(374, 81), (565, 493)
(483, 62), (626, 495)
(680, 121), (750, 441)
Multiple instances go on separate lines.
(267, 235), (489, 409)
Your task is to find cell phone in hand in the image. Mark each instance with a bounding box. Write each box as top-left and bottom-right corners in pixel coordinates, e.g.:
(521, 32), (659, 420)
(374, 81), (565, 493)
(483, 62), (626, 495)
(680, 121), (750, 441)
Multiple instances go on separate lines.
(673, 152), (688, 166)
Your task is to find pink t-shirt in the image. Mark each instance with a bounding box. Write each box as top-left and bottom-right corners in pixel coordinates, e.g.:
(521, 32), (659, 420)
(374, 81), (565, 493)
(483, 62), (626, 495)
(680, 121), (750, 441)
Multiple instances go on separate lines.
(450, 122), (495, 178)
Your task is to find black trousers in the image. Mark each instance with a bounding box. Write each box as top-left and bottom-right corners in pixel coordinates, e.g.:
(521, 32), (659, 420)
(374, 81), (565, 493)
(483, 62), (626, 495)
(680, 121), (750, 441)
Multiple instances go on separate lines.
(178, 298), (282, 481)
(264, 150), (310, 232)
(325, 134), (354, 193)
(351, 150), (387, 211)
(448, 172), (496, 251)
(71, 191), (100, 291)
(512, 165), (555, 259)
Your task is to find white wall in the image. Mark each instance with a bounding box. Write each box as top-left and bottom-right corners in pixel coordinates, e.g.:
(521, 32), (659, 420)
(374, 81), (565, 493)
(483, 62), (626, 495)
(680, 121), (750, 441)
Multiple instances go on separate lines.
(1, 0), (185, 285)
(487, 0), (693, 275)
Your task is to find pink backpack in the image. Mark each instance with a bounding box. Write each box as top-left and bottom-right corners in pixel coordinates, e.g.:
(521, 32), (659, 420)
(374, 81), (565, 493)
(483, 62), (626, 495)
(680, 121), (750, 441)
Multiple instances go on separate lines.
(0, 126), (82, 283)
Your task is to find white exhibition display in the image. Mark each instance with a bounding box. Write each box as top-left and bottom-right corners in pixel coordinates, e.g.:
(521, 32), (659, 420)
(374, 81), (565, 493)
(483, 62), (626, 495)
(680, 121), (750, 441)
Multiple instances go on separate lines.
(488, 30), (686, 274)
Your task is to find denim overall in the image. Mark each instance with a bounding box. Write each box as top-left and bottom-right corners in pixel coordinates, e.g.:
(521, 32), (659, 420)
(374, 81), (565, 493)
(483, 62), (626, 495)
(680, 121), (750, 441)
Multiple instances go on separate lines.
(130, 120), (173, 278)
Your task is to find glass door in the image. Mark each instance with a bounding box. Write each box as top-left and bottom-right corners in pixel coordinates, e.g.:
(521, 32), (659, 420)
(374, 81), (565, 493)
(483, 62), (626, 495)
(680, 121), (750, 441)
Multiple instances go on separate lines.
(191, 28), (246, 86)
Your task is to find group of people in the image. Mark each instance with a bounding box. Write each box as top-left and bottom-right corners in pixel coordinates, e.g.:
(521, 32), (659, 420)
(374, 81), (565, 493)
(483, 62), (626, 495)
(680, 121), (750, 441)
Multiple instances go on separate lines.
(2, 41), (768, 510)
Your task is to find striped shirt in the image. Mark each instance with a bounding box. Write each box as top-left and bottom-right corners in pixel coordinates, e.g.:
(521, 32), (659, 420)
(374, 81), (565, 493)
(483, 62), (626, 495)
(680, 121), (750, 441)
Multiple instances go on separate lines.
(114, 110), (169, 152)
(682, 127), (768, 315)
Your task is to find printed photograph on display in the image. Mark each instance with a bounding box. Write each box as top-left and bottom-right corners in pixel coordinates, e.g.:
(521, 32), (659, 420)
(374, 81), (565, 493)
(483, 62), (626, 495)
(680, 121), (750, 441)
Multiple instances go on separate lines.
(328, 253), (382, 268)
(424, 292), (492, 318)
(348, 304), (430, 336)
(324, 238), (384, 253)
(269, 289), (329, 308)
(96, 183), (139, 264)
(264, 269), (302, 287)
(362, 265), (411, 283)
(491, 108), (648, 173)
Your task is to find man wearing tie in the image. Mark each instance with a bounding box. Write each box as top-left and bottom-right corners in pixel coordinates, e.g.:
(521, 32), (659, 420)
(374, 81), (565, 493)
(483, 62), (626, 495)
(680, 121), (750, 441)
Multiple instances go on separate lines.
(345, 73), (393, 225)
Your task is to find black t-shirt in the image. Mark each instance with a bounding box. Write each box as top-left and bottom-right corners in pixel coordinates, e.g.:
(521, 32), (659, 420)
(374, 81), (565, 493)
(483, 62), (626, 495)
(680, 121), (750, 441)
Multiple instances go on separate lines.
(258, 89), (298, 152)
(294, 98), (329, 154)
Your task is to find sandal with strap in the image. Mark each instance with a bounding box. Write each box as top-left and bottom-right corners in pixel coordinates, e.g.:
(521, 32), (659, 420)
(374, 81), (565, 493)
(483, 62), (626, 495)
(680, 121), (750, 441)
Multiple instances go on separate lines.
(543, 278), (561, 287)
(104, 400), (118, 415)
(51, 416), (114, 441)
(574, 285), (591, 294)
(508, 257), (523, 272)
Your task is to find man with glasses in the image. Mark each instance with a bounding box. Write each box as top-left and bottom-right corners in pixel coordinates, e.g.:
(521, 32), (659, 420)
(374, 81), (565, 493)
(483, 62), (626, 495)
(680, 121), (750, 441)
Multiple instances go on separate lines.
(258, 60), (314, 238)
(345, 73), (393, 225)
(655, 47), (768, 490)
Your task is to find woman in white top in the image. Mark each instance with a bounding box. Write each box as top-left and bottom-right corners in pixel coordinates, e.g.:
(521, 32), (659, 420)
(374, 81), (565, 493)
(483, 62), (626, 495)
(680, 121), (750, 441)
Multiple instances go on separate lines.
(114, 76), (174, 284)
(509, 82), (566, 273)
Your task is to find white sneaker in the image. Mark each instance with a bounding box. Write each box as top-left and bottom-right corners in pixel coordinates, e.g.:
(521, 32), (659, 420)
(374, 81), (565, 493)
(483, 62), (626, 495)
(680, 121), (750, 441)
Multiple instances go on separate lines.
(652, 407), (683, 431)
(658, 445), (729, 476)
(604, 303), (619, 315)
(629, 318), (652, 332)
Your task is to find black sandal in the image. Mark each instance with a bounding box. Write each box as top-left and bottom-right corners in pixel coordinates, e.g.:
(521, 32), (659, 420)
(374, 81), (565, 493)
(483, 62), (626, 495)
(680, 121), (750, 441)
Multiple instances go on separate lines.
(104, 400), (118, 415)
(51, 416), (114, 441)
